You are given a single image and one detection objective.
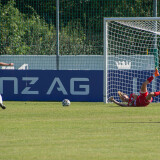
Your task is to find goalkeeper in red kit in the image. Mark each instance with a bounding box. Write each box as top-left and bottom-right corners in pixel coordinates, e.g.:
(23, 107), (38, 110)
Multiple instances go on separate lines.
(109, 68), (160, 107)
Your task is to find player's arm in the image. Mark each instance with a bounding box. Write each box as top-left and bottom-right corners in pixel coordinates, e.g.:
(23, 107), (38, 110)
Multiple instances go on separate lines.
(0, 62), (14, 66)
(109, 97), (128, 107)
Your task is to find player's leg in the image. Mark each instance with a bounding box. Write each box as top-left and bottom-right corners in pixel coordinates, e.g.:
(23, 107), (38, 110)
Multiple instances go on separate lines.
(146, 69), (159, 100)
(141, 68), (159, 93)
(0, 95), (6, 109)
(140, 76), (153, 93)
(146, 92), (155, 100)
(146, 91), (160, 100)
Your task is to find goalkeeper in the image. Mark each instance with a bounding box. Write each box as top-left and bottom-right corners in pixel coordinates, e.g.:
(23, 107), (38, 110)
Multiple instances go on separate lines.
(109, 68), (160, 107)
(0, 62), (14, 109)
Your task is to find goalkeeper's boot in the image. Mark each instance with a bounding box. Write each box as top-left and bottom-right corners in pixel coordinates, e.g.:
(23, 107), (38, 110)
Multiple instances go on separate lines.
(154, 68), (159, 77)
(0, 103), (6, 109)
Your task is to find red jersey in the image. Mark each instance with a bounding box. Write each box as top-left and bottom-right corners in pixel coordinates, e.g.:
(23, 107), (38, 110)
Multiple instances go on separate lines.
(128, 92), (153, 107)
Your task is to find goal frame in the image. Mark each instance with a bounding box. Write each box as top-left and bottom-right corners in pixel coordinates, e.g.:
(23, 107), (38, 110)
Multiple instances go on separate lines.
(103, 17), (160, 103)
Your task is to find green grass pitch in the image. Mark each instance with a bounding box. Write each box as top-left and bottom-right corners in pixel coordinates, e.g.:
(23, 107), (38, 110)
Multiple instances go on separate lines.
(1, 101), (160, 160)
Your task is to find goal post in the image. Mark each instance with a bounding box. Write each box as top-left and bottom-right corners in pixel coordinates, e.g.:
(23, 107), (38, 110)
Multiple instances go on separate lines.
(103, 17), (160, 103)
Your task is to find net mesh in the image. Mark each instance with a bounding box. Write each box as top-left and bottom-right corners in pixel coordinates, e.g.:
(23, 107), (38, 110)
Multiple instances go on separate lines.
(108, 21), (160, 56)
(106, 19), (160, 103)
(1, 0), (159, 70)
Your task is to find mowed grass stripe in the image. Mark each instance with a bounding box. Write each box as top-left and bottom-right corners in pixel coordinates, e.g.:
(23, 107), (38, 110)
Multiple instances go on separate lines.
(0, 102), (160, 160)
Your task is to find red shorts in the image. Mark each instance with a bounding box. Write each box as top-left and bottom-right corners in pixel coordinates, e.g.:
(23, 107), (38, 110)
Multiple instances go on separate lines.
(128, 92), (153, 107)
(136, 92), (153, 107)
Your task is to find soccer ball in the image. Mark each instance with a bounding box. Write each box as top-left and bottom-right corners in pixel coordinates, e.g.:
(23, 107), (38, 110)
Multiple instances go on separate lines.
(62, 99), (71, 106)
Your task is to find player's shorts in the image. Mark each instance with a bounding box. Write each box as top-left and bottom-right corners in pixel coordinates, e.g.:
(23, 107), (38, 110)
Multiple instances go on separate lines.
(128, 93), (136, 106)
(136, 91), (153, 107)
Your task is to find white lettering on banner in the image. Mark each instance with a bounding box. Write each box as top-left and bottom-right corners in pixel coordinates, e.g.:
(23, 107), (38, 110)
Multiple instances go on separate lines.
(115, 61), (131, 69)
(0, 77), (18, 94)
(18, 64), (28, 70)
(1, 64), (29, 70)
(70, 78), (89, 95)
(1, 66), (14, 70)
(47, 77), (67, 95)
(0, 77), (90, 95)
(21, 77), (39, 94)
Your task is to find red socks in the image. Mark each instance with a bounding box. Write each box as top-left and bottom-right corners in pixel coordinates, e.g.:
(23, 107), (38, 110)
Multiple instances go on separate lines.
(154, 91), (160, 96)
(147, 76), (154, 83)
(147, 76), (160, 96)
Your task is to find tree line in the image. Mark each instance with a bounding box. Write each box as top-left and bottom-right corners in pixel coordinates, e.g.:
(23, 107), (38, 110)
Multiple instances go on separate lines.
(0, 0), (156, 55)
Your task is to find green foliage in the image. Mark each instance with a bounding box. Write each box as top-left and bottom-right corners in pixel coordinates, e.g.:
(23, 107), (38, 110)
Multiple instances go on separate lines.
(115, 0), (153, 17)
(0, 0), (92, 55)
(60, 20), (100, 55)
(0, 0), (159, 55)
(0, 0), (57, 55)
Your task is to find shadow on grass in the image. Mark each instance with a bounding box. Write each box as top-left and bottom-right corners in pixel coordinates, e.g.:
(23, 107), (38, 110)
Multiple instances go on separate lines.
(113, 122), (160, 123)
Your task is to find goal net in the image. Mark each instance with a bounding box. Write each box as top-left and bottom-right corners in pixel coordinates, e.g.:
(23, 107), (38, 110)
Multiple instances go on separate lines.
(104, 17), (160, 103)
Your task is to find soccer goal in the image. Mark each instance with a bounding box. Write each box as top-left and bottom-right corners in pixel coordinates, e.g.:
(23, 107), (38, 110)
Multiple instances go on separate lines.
(104, 17), (160, 103)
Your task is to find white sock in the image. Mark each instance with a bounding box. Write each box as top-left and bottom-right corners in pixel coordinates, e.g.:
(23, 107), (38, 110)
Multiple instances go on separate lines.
(0, 95), (3, 104)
